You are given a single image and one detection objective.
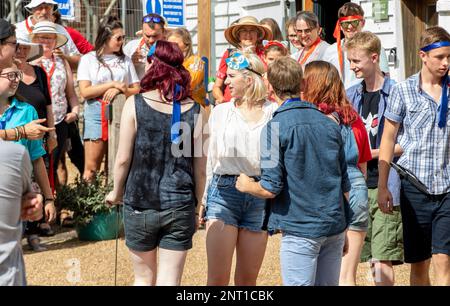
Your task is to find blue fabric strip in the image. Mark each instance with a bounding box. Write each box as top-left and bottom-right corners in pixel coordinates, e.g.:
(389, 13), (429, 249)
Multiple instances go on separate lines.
(0, 106), (15, 130)
(171, 84), (182, 144)
(438, 72), (449, 128)
(420, 41), (450, 52)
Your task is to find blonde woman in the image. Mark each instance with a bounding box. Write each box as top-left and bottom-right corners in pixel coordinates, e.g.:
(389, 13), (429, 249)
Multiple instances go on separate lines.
(167, 28), (207, 108)
(200, 50), (277, 285)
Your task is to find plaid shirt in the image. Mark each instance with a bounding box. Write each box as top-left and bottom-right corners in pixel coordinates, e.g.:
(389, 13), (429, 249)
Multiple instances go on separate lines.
(385, 72), (450, 195)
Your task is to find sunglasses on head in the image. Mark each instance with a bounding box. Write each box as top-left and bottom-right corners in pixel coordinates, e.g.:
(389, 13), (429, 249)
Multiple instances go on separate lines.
(142, 15), (164, 24)
(340, 19), (361, 29)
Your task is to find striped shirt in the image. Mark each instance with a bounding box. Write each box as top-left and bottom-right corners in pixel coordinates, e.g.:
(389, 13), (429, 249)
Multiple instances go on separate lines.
(385, 72), (450, 195)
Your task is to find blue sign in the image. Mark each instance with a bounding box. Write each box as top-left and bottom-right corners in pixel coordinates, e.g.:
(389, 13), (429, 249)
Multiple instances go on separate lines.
(55, 0), (75, 21)
(143, 0), (186, 27)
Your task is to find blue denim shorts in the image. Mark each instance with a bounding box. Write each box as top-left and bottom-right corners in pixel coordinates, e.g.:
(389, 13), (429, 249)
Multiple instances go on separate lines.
(348, 175), (369, 231)
(205, 174), (267, 232)
(83, 99), (102, 140)
(123, 203), (196, 252)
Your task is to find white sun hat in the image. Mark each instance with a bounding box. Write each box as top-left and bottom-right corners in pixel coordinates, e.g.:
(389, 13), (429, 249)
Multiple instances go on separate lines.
(15, 30), (44, 62)
(25, 0), (58, 11)
(30, 21), (68, 49)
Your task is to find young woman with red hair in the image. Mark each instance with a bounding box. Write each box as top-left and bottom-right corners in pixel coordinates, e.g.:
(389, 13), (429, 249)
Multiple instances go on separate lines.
(106, 40), (207, 286)
(303, 60), (372, 286)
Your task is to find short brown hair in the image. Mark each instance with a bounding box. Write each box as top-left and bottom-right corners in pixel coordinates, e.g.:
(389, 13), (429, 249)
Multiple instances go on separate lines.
(345, 31), (381, 56)
(267, 57), (302, 99)
(420, 26), (450, 50)
(338, 2), (364, 18)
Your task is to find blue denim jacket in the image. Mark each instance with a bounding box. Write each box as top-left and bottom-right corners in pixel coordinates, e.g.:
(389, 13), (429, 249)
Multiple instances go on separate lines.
(346, 77), (401, 205)
(260, 101), (350, 239)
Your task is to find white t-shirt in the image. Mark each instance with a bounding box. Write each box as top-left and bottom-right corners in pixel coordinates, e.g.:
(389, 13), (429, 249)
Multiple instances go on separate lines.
(292, 40), (330, 69)
(76, 51), (139, 86)
(123, 38), (149, 80)
(15, 17), (81, 56)
(323, 39), (390, 89)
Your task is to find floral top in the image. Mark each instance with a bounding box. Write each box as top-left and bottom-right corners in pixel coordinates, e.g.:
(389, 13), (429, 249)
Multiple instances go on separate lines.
(39, 56), (68, 125)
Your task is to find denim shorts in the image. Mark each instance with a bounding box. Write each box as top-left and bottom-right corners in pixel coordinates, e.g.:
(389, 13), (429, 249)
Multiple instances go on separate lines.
(348, 176), (369, 231)
(123, 203), (196, 252)
(83, 99), (102, 140)
(205, 174), (267, 232)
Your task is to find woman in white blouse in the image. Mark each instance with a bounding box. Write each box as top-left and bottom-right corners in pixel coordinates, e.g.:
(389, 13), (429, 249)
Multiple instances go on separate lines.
(200, 50), (277, 285)
(77, 16), (140, 182)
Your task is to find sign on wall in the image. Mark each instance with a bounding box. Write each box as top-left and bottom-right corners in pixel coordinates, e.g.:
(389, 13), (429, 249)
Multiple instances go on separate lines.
(143, 0), (186, 27)
(373, 0), (389, 22)
(55, 0), (75, 21)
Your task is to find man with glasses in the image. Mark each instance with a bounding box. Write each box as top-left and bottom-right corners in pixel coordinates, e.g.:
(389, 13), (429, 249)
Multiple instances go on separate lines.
(0, 18), (52, 141)
(323, 2), (389, 89)
(123, 13), (166, 79)
(15, 0), (81, 70)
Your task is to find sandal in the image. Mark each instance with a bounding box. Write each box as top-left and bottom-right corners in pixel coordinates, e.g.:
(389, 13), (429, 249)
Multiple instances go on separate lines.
(27, 234), (47, 252)
(39, 223), (55, 236)
(60, 209), (75, 227)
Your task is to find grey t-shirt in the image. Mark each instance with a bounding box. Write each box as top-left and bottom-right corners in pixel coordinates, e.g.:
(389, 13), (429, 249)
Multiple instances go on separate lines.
(0, 140), (32, 286)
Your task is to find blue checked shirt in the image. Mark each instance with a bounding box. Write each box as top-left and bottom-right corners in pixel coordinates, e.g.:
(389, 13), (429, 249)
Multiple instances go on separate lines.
(384, 73), (450, 195)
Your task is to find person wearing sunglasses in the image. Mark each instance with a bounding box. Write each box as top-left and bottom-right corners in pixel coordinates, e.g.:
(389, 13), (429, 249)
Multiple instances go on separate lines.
(15, 0), (81, 70)
(293, 11), (329, 69)
(0, 63), (56, 252)
(78, 16), (140, 183)
(323, 2), (389, 89)
(123, 13), (166, 80)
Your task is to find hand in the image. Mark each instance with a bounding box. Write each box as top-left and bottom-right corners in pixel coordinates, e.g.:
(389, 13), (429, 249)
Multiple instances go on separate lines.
(44, 200), (56, 223)
(215, 97), (225, 104)
(342, 232), (349, 256)
(196, 205), (206, 230)
(24, 119), (55, 140)
(235, 173), (255, 193)
(378, 186), (394, 214)
(53, 48), (66, 59)
(113, 81), (128, 93)
(105, 191), (123, 206)
(46, 133), (58, 154)
(21, 192), (43, 221)
(131, 50), (144, 65)
(103, 88), (122, 103)
(64, 112), (78, 124)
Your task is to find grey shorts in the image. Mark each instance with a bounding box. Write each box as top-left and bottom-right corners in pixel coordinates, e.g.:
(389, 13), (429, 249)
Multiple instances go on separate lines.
(123, 203), (196, 252)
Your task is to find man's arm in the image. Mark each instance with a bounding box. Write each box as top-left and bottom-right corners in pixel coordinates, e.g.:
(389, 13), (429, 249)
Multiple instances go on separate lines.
(236, 174), (275, 199)
(378, 118), (401, 214)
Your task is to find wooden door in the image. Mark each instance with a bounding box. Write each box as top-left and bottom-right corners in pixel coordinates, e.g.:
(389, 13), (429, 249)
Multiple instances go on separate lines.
(402, 0), (438, 77)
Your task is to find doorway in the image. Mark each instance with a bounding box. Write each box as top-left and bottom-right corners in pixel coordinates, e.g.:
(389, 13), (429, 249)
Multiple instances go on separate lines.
(401, 0), (438, 76)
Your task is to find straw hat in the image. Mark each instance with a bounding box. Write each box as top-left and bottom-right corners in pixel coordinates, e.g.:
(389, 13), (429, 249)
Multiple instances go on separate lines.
(30, 21), (68, 49)
(224, 16), (273, 48)
(15, 30), (43, 62)
(25, 0), (57, 11)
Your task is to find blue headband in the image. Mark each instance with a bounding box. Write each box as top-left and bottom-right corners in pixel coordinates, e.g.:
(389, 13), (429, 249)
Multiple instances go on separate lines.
(225, 52), (262, 77)
(420, 41), (450, 52)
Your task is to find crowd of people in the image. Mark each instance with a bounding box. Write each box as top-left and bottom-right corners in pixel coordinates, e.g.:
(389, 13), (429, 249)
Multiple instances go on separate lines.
(0, 0), (449, 286)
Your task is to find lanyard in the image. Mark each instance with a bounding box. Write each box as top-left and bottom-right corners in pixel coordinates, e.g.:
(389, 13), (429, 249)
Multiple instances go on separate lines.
(281, 98), (301, 107)
(0, 106), (15, 130)
(438, 72), (449, 128)
(298, 38), (322, 65)
(25, 17), (33, 34)
(40, 57), (57, 100)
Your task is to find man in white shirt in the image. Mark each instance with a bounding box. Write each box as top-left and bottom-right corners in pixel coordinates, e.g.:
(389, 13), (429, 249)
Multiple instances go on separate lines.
(323, 2), (389, 89)
(15, 0), (81, 69)
(123, 13), (166, 79)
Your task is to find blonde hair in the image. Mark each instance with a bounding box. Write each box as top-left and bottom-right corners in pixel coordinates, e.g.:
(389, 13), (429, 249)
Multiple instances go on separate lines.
(345, 31), (381, 56)
(166, 27), (194, 58)
(237, 48), (267, 105)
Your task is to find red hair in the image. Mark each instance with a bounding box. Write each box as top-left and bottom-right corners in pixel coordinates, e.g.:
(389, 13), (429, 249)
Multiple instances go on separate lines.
(303, 61), (358, 125)
(140, 40), (191, 102)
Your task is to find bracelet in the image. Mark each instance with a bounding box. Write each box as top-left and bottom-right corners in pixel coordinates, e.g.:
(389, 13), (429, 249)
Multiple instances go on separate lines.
(2, 129), (6, 140)
(44, 197), (55, 204)
(14, 127), (19, 141)
(21, 125), (27, 140)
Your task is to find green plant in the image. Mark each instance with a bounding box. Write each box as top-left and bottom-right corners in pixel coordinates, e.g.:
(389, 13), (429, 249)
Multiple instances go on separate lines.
(56, 172), (113, 227)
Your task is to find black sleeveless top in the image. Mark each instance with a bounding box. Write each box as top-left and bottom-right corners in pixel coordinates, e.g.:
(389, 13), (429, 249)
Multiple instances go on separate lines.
(124, 94), (201, 210)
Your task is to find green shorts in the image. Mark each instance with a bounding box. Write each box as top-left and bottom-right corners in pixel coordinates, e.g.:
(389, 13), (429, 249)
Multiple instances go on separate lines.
(360, 188), (404, 264)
